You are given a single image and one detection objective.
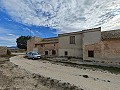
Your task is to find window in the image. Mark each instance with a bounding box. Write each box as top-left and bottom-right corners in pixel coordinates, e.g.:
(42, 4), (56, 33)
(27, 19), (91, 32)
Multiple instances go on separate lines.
(35, 45), (37, 48)
(64, 51), (68, 56)
(88, 50), (94, 57)
(40, 44), (43, 47)
(45, 51), (48, 55)
(52, 50), (56, 55)
(70, 36), (75, 44)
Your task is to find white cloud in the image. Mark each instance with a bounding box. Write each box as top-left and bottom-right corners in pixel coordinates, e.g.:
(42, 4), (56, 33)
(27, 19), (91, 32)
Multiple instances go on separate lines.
(0, 27), (18, 46)
(8, 33), (15, 36)
(0, 36), (17, 46)
(0, 0), (120, 33)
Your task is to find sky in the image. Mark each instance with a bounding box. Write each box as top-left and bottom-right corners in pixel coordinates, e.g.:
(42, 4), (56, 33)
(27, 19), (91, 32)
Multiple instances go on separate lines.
(0, 0), (120, 46)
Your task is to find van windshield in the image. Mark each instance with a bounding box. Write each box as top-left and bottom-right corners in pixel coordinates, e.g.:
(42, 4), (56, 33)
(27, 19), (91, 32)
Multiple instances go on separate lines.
(32, 52), (39, 55)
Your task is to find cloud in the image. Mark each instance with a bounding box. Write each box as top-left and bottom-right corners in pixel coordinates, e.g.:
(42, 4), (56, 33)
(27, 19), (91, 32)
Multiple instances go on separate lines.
(0, 0), (120, 33)
(0, 36), (17, 46)
(0, 27), (18, 46)
(8, 33), (15, 36)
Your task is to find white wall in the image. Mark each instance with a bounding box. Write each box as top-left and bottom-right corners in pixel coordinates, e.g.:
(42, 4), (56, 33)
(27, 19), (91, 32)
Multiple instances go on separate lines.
(58, 34), (83, 58)
(82, 28), (101, 60)
(82, 28), (101, 46)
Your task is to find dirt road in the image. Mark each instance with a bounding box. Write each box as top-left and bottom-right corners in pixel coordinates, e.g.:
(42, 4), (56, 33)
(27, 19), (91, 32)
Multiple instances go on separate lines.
(10, 55), (120, 90)
(0, 57), (53, 90)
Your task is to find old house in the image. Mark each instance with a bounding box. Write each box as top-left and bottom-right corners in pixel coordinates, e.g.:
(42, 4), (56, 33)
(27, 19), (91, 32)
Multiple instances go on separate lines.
(58, 31), (83, 58)
(59, 27), (120, 64)
(84, 29), (120, 64)
(27, 37), (58, 56)
(27, 27), (120, 64)
(58, 27), (101, 58)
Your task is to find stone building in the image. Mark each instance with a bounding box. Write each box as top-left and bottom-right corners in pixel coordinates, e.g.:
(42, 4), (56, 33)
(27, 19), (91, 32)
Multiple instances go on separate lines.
(27, 37), (43, 52)
(27, 27), (120, 64)
(84, 29), (120, 64)
(58, 27), (101, 58)
(27, 37), (58, 56)
(58, 31), (83, 58)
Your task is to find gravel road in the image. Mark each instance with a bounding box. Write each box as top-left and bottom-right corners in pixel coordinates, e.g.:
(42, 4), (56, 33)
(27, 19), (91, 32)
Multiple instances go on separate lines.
(10, 55), (120, 90)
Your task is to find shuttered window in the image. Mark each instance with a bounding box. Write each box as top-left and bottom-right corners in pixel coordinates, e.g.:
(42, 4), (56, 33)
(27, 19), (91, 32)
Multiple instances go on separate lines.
(70, 36), (75, 44)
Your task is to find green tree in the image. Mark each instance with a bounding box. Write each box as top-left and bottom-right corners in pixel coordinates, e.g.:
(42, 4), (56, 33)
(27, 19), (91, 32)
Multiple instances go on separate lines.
(16, 36), (31, 50)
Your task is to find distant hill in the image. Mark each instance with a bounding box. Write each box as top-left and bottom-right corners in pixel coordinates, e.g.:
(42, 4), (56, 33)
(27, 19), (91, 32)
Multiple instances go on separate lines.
(7, 46), (18, 49)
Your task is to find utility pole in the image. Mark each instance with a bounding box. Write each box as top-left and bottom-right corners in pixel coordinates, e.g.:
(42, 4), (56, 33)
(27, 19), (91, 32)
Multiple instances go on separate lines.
(30, 29), (32, 38)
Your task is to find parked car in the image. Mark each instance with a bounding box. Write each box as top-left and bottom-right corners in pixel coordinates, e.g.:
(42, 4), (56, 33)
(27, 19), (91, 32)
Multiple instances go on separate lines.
(26, 51), (41, 59)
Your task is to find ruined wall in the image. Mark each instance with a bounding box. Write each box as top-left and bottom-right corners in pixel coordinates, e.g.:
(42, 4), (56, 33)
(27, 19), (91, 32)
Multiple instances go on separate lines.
(101, 40), (120, 64)
(27, 38), (35, 52)
(27, 37), (42, 52)
(38, 43), (58, 56)
(84, 39), (120, 65)
(58, 34), (83, 58)
(0, 46), (7, 55)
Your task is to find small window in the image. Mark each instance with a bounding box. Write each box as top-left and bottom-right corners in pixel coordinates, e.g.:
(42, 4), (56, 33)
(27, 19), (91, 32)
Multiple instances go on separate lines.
(64, 51), (68, 56)
(41, 44), (43, 47)
(70, 36), (75, 44)
(88, 50), (94, 57)
(52, 50), (56, 55)
(35, 45), (37, 48)
(45, 51), (48, 55)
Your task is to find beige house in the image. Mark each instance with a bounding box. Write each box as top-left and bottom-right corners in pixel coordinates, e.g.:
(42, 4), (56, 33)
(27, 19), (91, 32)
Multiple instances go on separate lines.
(83, 29), (120, 64)
(58, 27), (101, 58)
(27, 37), (58, 56)
(58, 31), (83, 58)
(59, 27), (120, 64)
(27, 27), (120, 64)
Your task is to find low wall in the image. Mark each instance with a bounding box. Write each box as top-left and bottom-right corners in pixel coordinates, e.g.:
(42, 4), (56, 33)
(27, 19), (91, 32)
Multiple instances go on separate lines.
(0, 46), (7, 55)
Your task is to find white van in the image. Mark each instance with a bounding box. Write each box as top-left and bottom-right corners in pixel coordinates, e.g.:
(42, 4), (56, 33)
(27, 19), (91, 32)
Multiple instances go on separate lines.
(26, 51), (41, 59)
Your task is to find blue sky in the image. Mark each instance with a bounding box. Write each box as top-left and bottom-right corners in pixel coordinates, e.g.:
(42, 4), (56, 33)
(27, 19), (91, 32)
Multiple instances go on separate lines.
(0, 0), (120, 46)
(0, 4), (57, 46)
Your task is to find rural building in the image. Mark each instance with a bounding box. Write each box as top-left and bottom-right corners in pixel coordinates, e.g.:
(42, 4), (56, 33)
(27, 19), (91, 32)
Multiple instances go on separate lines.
(27, 27), (120, 64)
(58, 31), (83, 58)
(27, 37), (58, 56)
(83, 29), (120, 64)
(58, 27), (101, 58)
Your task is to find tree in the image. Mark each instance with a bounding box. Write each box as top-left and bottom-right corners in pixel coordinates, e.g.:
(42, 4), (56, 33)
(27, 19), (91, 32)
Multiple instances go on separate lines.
(16, 36), (31, 50)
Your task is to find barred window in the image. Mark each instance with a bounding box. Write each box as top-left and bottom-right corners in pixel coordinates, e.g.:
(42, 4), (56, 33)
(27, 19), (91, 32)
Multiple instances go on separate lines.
(70, 36), (75, 44)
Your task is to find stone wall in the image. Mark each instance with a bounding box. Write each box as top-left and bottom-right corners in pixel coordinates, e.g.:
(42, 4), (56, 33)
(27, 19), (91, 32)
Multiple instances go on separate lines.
(101, 40), (120, 64)
(84, 39), (120, 65)
(27, 37), (42, 52)
(37, 43), (58, 56)
(0, 46), (7, 55)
